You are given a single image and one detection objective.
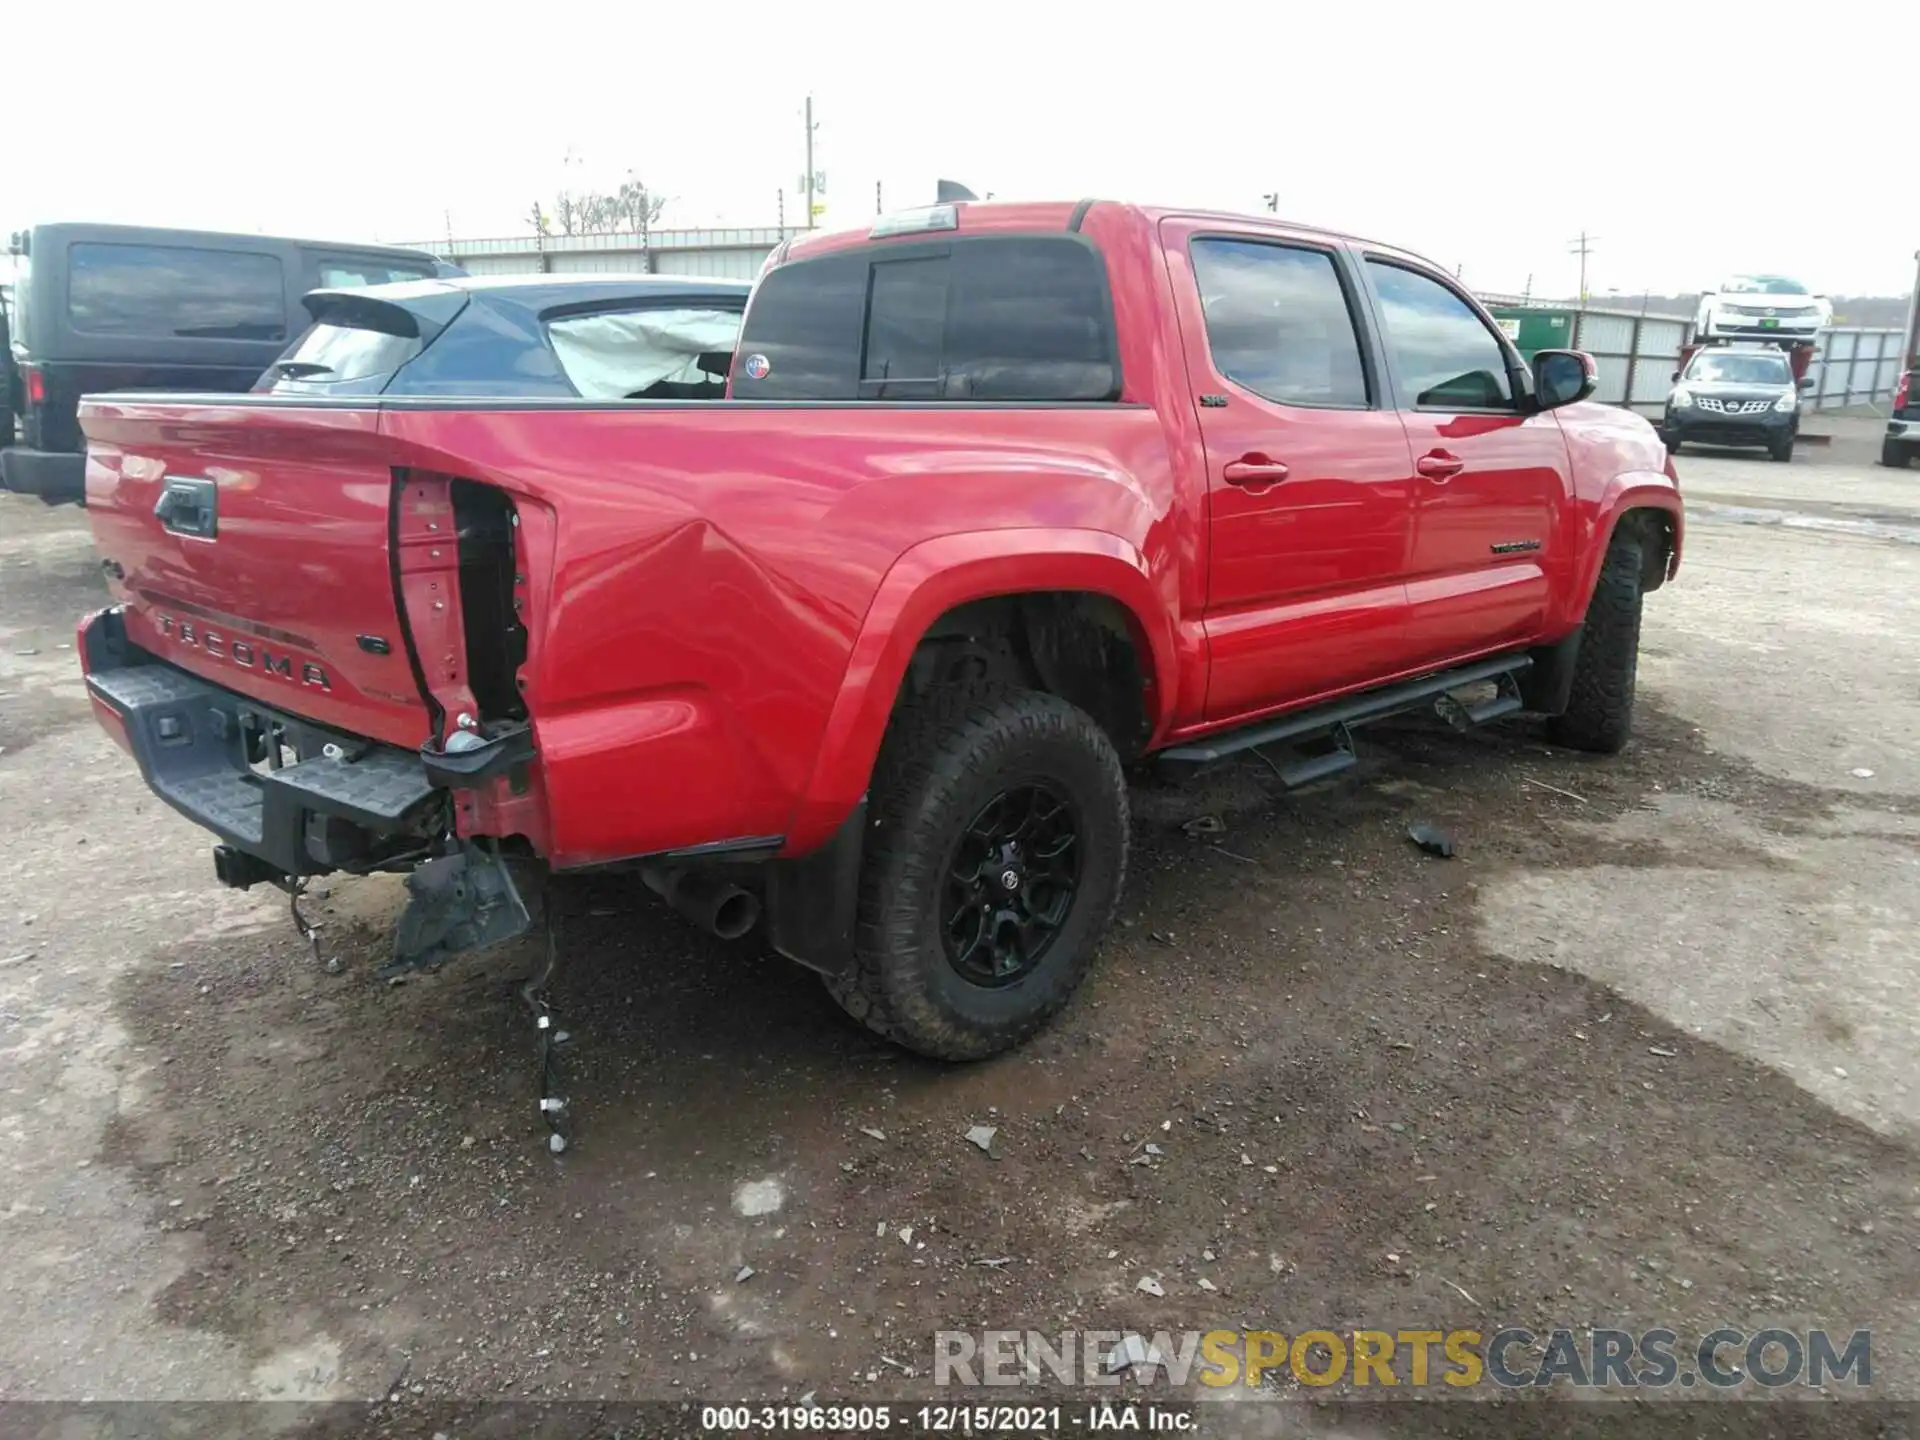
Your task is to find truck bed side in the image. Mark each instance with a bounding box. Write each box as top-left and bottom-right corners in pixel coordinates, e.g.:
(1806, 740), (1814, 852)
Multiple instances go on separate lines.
(381, 400), (1185, 865)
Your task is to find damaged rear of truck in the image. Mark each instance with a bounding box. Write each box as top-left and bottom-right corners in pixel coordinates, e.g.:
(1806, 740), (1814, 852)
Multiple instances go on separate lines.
(77, 272), (773, 975)
(81, 407), (558, 969)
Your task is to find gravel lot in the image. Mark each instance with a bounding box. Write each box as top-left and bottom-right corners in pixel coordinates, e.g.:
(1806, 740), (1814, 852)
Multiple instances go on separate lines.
(2, 420), (1916, 1436)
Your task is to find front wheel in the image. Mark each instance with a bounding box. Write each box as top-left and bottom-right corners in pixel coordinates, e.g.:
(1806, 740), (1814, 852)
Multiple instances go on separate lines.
(1548, 530), (1646, 755)
(826, 687), (1129, 1060)
(1769, 435), (1794, 463)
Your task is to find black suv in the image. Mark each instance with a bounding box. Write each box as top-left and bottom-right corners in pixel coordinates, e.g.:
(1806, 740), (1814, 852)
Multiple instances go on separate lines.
(1660, 346), (1808, 462)
(4, 223), (456, 505)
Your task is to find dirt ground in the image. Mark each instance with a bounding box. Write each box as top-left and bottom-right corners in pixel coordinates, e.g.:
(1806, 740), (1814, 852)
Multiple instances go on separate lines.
(2, 419), (1918, 1437)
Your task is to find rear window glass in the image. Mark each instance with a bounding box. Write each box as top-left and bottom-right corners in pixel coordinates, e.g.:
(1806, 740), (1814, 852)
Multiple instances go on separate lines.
(264, 322), (420, 388)
(736, 236), (1117, 401)
(547, 307), (742, 399)
(67, 243), (286, 341)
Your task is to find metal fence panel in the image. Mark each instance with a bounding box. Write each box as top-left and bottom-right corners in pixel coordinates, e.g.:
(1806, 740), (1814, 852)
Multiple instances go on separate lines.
(1804, 327), (1903, 409)
(1572, 312), (1635, 356)
(1630, 354), (1679, 406)
(551, 252), (645, 274)
(459, 255), (541, 276)
(651, 248), (770, 280)
(1638, 317), (1687, 356)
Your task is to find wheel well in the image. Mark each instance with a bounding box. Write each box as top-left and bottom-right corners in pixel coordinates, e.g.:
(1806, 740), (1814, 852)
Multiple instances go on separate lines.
(1618, 506), (1676, 593)
(900, 592), (1154, 760)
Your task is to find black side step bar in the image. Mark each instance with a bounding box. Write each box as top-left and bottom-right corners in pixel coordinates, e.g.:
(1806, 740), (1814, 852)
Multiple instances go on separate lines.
(1159, 654), (1532, 769)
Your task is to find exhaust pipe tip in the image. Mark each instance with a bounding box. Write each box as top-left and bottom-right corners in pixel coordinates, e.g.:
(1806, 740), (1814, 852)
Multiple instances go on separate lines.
(708, 886), (760, 941)
(641, 866), (762, 941)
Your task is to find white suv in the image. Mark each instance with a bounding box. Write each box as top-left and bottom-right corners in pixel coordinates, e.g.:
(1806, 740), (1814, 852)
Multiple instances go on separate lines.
(1695, 275), (1832, 345)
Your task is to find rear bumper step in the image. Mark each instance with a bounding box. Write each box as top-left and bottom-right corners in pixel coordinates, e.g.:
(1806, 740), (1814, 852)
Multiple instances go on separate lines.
(86, 657), (440, 880)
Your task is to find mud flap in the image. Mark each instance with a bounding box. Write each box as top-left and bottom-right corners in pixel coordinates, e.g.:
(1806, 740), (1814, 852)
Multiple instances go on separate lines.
(386, 844), (532, 977)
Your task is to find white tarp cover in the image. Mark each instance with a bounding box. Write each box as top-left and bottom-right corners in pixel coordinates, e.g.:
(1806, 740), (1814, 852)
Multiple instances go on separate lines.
(547, 307), (740, 398)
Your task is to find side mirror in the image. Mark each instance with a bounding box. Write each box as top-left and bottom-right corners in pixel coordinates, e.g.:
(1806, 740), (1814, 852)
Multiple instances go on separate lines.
(1671, 369), (1681, 382)
(1533, 349), (1597, 410)
(1797, 375), (1814, 389)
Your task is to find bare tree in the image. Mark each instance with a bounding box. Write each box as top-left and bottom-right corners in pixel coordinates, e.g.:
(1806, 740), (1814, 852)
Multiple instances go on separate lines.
(526, 200), (550, 237)
(557, 181), (668, 236)
(616, 177), (667, 234)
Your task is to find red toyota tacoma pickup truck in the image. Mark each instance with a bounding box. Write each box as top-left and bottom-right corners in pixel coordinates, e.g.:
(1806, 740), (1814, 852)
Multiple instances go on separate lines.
(74, 201), (1682, 1063)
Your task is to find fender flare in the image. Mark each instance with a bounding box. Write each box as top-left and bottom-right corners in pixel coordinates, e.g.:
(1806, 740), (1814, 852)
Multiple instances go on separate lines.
(1556, 478), (1684, 633)
(782, 528), (1177, 854)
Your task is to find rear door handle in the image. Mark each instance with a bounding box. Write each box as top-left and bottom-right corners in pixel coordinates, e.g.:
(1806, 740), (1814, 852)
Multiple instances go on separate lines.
(1222, 456), (1291, 486)
(1416, 451), (1464, 482)
(155, 476), (218, 538)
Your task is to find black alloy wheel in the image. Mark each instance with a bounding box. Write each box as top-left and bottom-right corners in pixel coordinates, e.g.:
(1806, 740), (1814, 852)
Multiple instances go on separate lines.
(941, 783), (1080, 987)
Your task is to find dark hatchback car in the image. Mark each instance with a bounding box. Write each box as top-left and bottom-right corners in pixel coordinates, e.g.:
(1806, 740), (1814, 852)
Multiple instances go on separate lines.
(251, 273), (751, 402)
(4, 223), (457, 505)
(1660, 347), (1809, 461)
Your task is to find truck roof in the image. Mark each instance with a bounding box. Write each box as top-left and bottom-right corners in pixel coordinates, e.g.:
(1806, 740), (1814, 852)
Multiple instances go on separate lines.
(776, 199), (1415, 268)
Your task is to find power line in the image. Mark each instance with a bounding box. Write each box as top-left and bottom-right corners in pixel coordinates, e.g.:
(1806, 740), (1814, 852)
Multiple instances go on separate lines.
(804, 97), (819, 230)
(1568, 231), (1597, 306)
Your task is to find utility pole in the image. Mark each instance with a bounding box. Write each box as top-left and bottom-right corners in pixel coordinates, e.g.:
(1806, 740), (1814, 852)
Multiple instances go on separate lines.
(777, 188), (785, 233)
(1523, 273), (1534, 304)
(876, 180), (883, 215)
(804, 95), (818, 229)
(1568, 231), (1596, 306)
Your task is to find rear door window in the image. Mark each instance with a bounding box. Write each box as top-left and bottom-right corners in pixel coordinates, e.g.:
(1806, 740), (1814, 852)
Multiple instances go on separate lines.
(67, 243), (286, 340)
(736, 236), (1117, 401)
(1189, 239), (1370, 406)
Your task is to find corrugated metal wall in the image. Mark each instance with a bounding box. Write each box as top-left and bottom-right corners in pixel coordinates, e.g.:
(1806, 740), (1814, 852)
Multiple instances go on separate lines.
(419, 227), (793, 282)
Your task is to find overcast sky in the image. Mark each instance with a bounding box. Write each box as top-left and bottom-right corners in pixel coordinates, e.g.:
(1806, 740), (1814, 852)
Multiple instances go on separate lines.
(8, 1), (1913, 298)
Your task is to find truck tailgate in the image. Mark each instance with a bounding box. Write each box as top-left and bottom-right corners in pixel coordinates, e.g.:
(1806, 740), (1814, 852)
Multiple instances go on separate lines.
(81, 399), (430, 748)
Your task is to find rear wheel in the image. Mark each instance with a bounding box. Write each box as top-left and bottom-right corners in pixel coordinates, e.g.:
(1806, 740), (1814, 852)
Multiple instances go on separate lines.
(1883, 439), (1912, 470)
(825, 687), (1128, 1060)
(1548, 529), (1646, 755)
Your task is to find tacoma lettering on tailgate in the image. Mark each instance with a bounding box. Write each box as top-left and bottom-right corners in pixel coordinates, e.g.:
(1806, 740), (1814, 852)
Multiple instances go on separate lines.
(154, 613), (332, 691)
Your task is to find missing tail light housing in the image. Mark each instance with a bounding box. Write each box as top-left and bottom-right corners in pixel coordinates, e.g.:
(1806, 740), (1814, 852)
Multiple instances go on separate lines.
(450, 479), (529, 724)
(392, 473), (529, 742)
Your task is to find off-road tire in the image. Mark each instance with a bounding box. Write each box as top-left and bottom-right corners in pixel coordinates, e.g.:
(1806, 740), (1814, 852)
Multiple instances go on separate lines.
(1547, 529), (1646, 755)
(824, 687), (1128, 1060)
(1883, 438), (1912, 470)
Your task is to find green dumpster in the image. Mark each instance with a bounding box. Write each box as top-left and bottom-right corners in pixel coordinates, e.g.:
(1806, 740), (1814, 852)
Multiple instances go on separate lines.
(1486, 306), (1576, 360)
